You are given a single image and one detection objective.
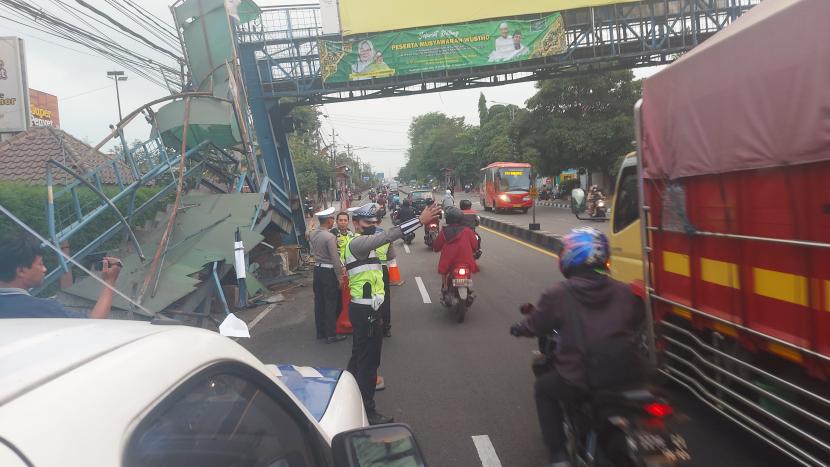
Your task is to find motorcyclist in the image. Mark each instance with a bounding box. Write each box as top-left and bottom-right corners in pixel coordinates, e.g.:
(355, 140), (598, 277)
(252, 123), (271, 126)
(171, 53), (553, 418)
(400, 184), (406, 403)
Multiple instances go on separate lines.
(509, 227), (645, 466)
(587, 185), (604, 216)
(432, 207), (479, 295)
(442, 189), (455, 209)
(459, 199), (482, 256)
(389, 192), (401, 211)
(397, 199), (416, 223)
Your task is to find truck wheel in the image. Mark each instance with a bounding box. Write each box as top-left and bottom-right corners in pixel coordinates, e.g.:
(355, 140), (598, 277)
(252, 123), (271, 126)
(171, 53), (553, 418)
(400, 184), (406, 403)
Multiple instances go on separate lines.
(483, 200), (491, 212)
(522, 208), (529, 214)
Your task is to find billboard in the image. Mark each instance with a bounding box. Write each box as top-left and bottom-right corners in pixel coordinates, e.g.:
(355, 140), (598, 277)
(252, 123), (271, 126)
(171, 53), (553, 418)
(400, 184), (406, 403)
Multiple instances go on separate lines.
(337, 0), (637, 36)
(0, 37), (30, 134)
(320, 13), (566, 84)
(29, 89), (60, 128)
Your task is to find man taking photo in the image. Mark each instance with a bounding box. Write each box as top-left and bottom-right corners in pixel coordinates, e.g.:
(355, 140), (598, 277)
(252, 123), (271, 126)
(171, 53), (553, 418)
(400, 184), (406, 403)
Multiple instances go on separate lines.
(0, 233), (122, 319)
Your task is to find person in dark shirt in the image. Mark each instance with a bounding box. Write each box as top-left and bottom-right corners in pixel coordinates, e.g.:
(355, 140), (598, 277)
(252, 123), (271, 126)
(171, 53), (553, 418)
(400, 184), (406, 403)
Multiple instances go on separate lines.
(510, 227), (645, 465)
(396, 199), (416, 223)
(0, 233), (122, 319)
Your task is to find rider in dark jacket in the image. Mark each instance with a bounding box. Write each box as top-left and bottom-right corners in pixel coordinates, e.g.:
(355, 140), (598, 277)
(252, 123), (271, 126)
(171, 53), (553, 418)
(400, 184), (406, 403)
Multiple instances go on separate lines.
(397, 199), (416, 223)
(510, 227), (645, 466)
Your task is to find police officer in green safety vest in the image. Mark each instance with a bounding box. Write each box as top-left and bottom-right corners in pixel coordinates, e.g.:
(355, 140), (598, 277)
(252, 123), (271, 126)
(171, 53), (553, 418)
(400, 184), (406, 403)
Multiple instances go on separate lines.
(341, 202), (441, 425)
(374, 229), (396, 338)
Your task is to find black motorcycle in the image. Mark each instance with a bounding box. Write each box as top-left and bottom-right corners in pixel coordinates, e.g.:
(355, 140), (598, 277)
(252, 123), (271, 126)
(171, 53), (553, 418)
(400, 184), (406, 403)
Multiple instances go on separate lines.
(440, 264), (475, 323)
(424, 221), (439, 247)
(528, 333), (690, 467)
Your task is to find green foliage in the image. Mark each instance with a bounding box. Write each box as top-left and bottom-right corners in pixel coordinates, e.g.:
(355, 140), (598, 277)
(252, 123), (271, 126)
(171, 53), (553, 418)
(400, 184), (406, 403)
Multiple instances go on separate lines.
(521, 70), (641, 176)
(0, 181), (166, 270)
(402, 70), (641, 184)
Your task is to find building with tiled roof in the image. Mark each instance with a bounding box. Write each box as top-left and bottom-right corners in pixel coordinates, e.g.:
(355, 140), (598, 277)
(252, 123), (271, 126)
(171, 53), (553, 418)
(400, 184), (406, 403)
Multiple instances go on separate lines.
(0, 127), (133, 185)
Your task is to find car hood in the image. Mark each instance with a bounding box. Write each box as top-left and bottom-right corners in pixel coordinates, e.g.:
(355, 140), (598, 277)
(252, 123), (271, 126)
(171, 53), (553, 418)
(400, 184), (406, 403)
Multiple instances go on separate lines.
(271, 365), (343, 421)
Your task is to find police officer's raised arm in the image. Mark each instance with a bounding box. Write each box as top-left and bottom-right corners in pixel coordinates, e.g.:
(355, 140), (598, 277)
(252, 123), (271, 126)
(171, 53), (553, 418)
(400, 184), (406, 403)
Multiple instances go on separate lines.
(349, 205), (440, 260)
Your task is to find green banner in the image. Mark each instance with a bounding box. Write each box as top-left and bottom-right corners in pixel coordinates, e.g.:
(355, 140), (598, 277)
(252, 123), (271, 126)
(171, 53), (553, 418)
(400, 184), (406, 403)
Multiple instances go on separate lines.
(320, 13), (567, 84)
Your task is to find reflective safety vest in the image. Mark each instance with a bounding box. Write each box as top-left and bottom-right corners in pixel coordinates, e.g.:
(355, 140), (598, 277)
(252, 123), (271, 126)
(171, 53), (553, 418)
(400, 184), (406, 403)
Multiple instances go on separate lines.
(335, 230), (354, 254)
(375, 242), (389, 266)
(341, 234), (385, 304)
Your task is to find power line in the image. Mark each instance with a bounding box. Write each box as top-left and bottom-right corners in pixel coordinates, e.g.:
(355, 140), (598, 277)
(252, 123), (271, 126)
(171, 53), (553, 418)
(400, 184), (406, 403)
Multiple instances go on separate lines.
(0, 0), (177, 89)
(59, 83), (114, 102)
(75, 0), (182, 63)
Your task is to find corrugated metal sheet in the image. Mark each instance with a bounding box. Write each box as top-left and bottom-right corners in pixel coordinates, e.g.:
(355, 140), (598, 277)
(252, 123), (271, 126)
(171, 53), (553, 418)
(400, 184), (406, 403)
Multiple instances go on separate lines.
(64, 193), (267, 314)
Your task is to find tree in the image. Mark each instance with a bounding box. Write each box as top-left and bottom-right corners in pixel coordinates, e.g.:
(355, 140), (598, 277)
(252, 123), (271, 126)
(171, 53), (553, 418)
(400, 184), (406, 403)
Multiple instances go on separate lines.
(519, 70), (641, 177)
(477, 93), (488, 126)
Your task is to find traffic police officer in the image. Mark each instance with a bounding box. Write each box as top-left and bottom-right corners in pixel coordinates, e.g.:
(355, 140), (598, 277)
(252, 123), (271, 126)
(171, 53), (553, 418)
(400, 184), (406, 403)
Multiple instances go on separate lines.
(309, 207), (347, 344)
(341, 202), (440, 424)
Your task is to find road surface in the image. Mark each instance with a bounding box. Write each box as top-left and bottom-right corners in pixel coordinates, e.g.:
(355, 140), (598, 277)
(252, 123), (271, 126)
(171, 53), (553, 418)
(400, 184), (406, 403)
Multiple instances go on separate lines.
(240, 211), (792, 467)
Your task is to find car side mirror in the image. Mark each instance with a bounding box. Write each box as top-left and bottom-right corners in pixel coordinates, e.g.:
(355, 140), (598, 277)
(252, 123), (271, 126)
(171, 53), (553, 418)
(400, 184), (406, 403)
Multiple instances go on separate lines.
(332, 423), (427, 467)
(571, 188), (586, 213)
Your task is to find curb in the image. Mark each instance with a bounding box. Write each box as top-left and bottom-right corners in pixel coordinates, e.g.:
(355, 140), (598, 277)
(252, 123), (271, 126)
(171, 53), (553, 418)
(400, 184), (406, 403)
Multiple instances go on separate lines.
(535, 201), (570, 209)
(479, 215), (563, 254)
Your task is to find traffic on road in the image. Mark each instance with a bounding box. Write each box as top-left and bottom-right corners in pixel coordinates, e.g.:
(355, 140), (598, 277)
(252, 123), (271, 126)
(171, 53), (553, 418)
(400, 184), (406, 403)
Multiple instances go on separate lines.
(1, 1), (828, 466)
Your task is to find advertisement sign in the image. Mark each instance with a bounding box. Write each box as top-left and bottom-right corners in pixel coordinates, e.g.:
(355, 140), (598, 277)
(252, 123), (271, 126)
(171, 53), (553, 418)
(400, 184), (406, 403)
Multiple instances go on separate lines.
(337, 0), (637, 36)
(320, 13), (566, 84)
(29, 89), (60, 128)
(0, 37), (30, 134)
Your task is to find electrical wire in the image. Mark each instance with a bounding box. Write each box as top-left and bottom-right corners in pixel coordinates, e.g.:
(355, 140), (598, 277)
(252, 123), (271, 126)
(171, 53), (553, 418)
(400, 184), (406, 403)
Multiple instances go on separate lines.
(0, 0), (180, 89)
(59, 83), (114, 102)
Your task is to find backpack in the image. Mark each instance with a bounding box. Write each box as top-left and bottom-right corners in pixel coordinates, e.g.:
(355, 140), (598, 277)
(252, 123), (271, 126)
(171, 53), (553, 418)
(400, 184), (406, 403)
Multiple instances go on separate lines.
(563, 283), (646, 389)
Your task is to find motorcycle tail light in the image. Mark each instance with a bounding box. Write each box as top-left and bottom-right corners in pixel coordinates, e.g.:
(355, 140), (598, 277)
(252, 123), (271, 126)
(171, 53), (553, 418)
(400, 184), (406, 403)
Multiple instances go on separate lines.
(455, 266), (470, 277)
(643, 402), (673, 418)
(429, 223), (438, 229)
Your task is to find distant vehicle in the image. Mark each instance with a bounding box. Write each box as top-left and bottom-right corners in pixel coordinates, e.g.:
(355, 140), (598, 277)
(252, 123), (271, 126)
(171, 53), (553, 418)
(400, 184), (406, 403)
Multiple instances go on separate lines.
(389, 181), (399, 193)
(408, 189), (433, 214)
(480, 162), (533, 213)
(0, 320), (427, 466)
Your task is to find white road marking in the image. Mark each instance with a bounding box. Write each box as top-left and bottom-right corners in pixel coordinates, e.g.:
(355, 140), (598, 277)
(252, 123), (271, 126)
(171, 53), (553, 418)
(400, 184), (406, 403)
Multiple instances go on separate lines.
(249, 303), (277, 330)
(414, 276), (432, 304)
(404, 243), (411, 254)
(472, 435), (503, 467)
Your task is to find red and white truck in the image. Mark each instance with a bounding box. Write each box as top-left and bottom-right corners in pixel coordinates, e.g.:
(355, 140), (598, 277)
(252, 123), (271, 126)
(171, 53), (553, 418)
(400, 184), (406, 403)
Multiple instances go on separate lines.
(608, 1), (830, 465)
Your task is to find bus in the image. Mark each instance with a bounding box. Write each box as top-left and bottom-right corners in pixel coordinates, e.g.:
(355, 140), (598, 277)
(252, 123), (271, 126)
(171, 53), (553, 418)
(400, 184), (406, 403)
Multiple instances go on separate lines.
(480, 162), (533, 213)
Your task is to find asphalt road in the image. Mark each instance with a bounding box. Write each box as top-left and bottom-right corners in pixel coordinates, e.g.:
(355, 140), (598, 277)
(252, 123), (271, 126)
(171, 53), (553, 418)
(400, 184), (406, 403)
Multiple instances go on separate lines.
(241, 213), (793, 466)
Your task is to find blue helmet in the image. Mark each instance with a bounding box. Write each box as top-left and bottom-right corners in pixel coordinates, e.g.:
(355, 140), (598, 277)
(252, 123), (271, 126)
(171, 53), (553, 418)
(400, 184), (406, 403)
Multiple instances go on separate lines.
(558, 227), (610, 277)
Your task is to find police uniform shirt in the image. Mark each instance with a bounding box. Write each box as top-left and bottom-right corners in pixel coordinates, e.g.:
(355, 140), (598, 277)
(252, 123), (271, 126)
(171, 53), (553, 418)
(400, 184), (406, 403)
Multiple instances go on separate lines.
(309, 228), (344, 279)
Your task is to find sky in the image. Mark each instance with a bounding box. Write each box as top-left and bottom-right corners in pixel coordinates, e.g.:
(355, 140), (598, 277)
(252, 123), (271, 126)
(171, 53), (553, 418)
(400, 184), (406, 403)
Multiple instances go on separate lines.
(0, 0), (660, 178)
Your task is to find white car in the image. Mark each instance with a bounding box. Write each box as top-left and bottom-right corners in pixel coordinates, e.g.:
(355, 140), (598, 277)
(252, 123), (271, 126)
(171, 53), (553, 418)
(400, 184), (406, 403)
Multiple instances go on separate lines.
(0, 319), (426, 466)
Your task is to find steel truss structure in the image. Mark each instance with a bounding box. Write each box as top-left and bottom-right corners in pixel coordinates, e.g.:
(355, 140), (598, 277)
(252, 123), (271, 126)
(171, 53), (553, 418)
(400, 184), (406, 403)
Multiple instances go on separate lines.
(236, 0), (760, 105)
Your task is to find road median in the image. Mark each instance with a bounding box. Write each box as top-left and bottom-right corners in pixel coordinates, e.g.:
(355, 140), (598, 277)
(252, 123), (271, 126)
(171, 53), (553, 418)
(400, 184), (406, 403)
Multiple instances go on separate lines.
(478, 215), (563, 254)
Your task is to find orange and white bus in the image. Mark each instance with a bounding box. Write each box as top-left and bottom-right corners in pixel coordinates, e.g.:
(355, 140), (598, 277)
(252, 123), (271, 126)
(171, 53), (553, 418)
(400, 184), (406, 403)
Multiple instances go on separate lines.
(480, 162), (533, 213)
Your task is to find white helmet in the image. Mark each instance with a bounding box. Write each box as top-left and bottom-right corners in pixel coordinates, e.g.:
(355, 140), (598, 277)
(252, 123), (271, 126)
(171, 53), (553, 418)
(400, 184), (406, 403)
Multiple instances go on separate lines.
(445, 189), (452, 195)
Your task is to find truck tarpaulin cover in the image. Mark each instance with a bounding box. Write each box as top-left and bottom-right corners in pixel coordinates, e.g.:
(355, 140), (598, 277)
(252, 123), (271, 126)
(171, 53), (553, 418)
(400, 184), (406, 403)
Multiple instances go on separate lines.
(641, 0), (830, 180)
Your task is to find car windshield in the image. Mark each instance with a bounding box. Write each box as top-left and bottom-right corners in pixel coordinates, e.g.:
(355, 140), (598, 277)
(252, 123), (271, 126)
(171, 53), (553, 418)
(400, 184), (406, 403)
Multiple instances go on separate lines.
(411, 191), (431, 200)
(497, 168), (530, 192)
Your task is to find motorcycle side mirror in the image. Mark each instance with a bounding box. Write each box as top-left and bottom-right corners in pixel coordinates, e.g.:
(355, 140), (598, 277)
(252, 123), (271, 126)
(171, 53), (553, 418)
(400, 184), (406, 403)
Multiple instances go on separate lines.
(571, 188), (587, 213)
(332, 423), (427, 467)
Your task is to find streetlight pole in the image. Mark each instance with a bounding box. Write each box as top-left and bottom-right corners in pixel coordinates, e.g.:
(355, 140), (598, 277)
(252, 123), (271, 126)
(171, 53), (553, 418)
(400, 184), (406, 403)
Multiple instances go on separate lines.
(106, 71), (128, 122)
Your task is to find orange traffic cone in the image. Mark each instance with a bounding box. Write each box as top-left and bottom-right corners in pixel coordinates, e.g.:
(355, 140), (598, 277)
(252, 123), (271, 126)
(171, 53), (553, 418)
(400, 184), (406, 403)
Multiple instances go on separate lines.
(388, 259), (404, 286)
(336, 278), (353, 334)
